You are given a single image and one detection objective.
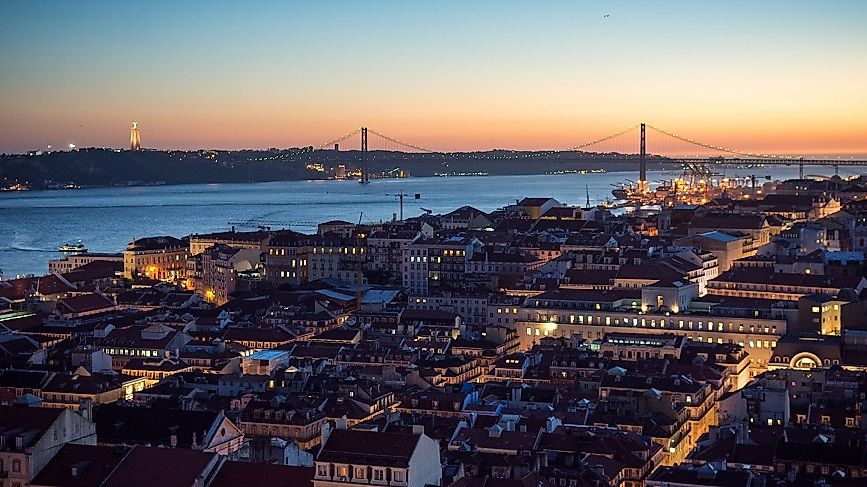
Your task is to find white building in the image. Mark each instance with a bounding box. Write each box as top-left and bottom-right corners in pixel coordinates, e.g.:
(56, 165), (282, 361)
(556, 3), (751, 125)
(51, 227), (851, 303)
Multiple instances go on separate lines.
(314, 428), (441, 487)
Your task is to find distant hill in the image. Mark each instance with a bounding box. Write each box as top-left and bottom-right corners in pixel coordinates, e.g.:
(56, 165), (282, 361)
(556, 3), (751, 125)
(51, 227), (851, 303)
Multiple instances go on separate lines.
(0, 148), (669, 189)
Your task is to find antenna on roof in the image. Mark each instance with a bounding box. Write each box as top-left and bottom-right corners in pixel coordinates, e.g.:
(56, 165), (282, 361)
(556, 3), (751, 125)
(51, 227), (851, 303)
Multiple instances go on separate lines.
(586, 185), (590, 208)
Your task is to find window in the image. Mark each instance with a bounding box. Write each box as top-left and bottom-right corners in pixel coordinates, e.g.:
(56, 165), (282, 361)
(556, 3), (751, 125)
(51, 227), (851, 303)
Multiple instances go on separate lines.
(393, 470), (404, 482)
(374, 469), (385, 481)
(317, 465), (329, 477)
(12, 459), (21, 472)
(337, 466), (348, 478)
(355, 467), (365, 479)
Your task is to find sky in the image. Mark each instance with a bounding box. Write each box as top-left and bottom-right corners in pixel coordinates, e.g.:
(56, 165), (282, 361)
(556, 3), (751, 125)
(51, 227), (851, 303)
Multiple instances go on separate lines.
(1, 0), (866, 155)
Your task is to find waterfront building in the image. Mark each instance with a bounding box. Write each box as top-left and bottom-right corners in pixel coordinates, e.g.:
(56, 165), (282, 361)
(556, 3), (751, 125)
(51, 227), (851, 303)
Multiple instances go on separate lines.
(48, 252), (123, 274)
(123, 236), (189, 281)
(189, 229), (270, 256)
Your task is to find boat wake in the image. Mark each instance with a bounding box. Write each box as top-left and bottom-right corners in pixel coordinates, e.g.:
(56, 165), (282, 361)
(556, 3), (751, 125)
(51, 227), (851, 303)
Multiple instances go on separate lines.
(7, 245), (53, 253)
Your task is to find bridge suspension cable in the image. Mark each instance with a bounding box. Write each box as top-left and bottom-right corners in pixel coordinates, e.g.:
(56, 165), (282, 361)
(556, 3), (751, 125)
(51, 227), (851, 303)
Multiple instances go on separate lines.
(362, 124), (643, 159)
(565, 124), (640, 151)
(367, 128), (438, 153)
(315, 127), (362, 150)
(646, 124), (797, 160)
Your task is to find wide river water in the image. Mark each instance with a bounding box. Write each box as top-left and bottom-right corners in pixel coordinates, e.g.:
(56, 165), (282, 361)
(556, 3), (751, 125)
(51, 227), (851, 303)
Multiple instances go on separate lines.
(0, 166), (860, 278)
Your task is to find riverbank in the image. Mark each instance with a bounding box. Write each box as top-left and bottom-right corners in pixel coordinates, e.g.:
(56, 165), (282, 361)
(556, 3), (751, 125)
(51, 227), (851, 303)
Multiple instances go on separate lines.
(0, 167), (855, 278)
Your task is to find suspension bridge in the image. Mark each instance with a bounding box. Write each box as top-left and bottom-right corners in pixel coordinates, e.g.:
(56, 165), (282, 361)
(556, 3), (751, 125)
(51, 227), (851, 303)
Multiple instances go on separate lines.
(271, 123), (867, 188)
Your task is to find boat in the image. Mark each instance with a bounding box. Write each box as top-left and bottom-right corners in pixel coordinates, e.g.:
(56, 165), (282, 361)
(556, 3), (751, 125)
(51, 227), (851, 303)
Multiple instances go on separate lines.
(59, 241), (87, 253)
(611, 187), (629, 199)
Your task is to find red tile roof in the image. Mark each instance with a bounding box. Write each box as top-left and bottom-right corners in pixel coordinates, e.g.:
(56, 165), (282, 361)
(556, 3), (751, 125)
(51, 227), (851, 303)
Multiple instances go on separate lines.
(31, 444), (131, 487)
(318, 429), (421, 467)
(102, 445), (217, 487)
(58, 293), (115, 314)
(211, 462), (313, 487)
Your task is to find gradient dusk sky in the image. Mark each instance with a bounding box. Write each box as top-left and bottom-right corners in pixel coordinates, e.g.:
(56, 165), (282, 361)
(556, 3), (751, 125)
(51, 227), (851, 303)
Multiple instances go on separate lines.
(1, 0), (866, 154)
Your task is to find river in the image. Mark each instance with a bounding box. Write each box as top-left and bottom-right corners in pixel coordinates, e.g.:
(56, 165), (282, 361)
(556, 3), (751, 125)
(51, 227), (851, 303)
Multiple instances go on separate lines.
(0, 166), (860, 278)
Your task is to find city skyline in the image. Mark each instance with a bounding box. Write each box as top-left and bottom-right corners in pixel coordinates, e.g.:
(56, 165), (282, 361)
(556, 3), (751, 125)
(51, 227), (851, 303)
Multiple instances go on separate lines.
(1, 1), (866, 154)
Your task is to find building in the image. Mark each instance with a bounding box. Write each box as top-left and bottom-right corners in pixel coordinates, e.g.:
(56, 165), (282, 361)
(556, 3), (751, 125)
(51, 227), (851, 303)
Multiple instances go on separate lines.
(599, 332), (686, 361)
(796, 292), (866, 335)
(515, 198), (562, 219)
(307, 233), (366, 285)
(367, 223), (429, 284)
(98, 323), (192, 369)
(707, 269), (866, 301)
(0, 404), (97, 485)
(199, 244), (262, 305)
(403, 235), (481, 294)
(94, 405), (244, 457)
(689, 213), (772, 248)
(441, 206), (493, 230)
(239, 399), (326, 450)
(48, 252), (123, 274)
(189, 230), (270, 256)
(241, 349), (291, 376)
(40, 368), (148, 409)
(674, 231), (753, 272)
(123, 236), (189, 281)
(518, 288), (786, 372)
(314, 428), (442, 487)
(264, 230), (309, 287)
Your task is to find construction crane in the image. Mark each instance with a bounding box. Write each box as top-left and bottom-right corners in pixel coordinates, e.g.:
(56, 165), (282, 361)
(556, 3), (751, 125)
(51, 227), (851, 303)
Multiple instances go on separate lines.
(383, 191), (421, 221)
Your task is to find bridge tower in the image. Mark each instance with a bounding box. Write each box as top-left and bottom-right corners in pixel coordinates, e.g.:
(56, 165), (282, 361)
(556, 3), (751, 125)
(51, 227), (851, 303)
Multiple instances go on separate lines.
(360, 126), (369, 184)
(639, 122), (647, 192)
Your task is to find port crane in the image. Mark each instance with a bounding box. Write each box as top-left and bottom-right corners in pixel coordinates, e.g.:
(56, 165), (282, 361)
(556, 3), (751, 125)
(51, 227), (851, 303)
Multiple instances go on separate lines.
(226, 219), (320, 231)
